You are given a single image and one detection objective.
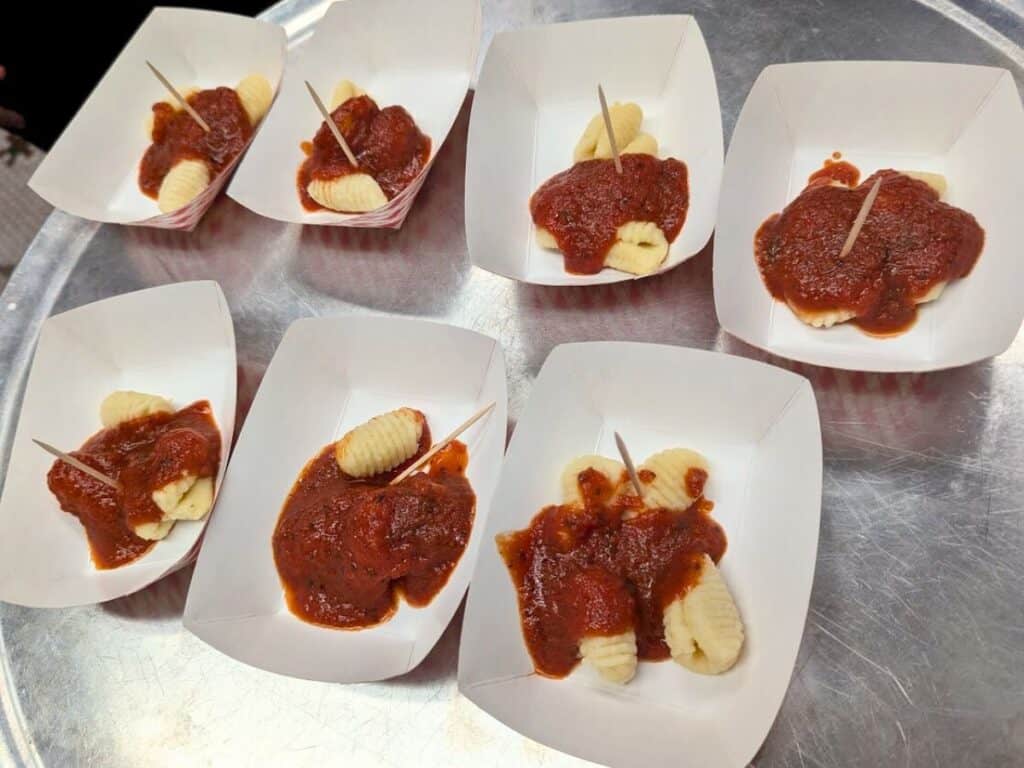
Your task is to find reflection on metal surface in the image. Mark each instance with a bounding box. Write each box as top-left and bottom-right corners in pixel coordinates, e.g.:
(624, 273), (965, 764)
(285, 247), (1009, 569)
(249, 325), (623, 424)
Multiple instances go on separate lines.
(1, 0), (1023, 766)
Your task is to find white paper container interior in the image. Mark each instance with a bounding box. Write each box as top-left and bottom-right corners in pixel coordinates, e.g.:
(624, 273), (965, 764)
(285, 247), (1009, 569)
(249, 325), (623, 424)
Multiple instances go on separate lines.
(27, 8), (285, 225)
(715, 62), (1024, 372)
(458, 342), (821, 768)
(227, 0), (480, 227)
(184, 315), (507, 683)
(0, 282), (237, 608)
(465, 15), (723, 286)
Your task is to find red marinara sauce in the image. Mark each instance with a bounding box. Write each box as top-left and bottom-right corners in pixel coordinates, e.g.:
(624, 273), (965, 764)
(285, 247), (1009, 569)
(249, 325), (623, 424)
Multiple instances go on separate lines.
(497, 467), (726, 678)
(529, 154), (690, 275)
(297, 94), (431, 212)
(45, 402), (221, 569)
(807, 159), (860, 188)
(139, 87), (253, 199)
(272, 428), (476, 629)
(755, 164), (984, 335)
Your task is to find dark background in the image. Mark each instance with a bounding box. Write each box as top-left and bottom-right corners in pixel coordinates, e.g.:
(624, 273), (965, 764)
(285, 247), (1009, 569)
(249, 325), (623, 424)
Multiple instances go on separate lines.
(0, 1), (267, 149)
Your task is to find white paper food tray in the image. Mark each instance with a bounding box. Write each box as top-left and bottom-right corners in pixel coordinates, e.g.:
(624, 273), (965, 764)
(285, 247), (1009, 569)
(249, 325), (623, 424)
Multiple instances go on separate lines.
(184, 315), (506, 682)
(466, 15), (723, 285)
(459, 341), (821, 768)
(714, 62), (1024, 371)
(0, 281), (237, 607)
(228, 0), (480, 229)
(28, 8), (286, 230)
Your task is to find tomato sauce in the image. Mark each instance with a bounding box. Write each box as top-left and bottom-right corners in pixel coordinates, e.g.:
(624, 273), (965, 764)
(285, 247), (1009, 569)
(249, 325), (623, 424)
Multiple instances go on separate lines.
(139, 87), (252, 199)
(297, 94), (431, 212)
(807, 159), (860, 187)
(755, 164), (984, 335)
(497, 467), (726, 678)
(529, 154), (690, 274)
(272, 430), (476, 629)
(45, 402), (221, 569)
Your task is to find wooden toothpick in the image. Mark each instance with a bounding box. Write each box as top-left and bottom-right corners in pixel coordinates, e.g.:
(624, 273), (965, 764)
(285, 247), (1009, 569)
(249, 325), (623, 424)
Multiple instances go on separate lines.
(145, 61), (210, 132)
(597, 84), (623, 174)
(33, 439), (121, 490)
(613, 431), (644, 498)
(838, 177), (883, 260)
(390, 402), (497, 485)
(305, 80), (359, 167)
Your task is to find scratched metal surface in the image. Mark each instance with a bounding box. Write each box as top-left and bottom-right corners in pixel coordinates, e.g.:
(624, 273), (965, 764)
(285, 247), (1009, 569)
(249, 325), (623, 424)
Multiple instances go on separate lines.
(1, 0), (1023, 766)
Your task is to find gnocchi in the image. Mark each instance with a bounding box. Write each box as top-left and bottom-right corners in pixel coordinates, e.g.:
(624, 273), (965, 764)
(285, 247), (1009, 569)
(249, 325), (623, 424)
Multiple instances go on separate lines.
(573, 102), (643, 162)
(560, 454), (626, 505)
(621, 132), (658, 156)
(152, 474), (197, 516)
(604, 221), (669, 276)
(168, 477), (214, 521)
(133, 519), (175, 542)
(788, 170), (948, 330)
(638, 448), (710, 510)
(663, 554), (744, 674)
(329, 79), (366, 111)
(235, 73), (274, 126)
(307, 173), (389, 213)
(99, 391), (173, 428)
(335, 407), (426, 478)
(579, 630), (638, 684)
(157, 159), (211, 213)
(535, 227), (558, 250)
(146, 471), (215, 540)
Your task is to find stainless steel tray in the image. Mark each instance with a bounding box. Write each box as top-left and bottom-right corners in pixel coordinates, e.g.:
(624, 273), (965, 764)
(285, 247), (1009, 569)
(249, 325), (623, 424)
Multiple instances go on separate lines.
(2, 1), (1023, 765)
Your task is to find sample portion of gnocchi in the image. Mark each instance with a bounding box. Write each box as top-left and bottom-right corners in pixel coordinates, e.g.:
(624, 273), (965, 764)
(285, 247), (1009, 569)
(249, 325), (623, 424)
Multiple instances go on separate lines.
(273, 408), (476, 629)
(663, 554), (744, 674)
(530, 100), (689, 276)
(498, 447), (744, 685)
(139, 74), (273, 213)
(334, 407), (426, 478)
(755, 156), (984, 336)
(297, 80), (431, 214)
(45, 391), (221, 568)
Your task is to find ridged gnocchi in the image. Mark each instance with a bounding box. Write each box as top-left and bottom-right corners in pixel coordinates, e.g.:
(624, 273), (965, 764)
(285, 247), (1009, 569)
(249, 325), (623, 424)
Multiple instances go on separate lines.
(137, 474), (214, 540)
(605, 221), (669, 276)
(168, 476), (214, 521)
(100, 391), (173, 428)
(579, 630), (638, 684)
(133, 519), (175, 541)
(157, 159), (211, 213)
(638, 448), (709, 510)
(621, 132), (658, 156)
(329, 79), (366, 111)
(573, 102), (643, 162)
(235, 73), (274, 126)
(307, 173), (389, 213)
(663, 554), (744, 674)
(152, 474), (197, 516)
(560, 454), (626, 505)
(335, 407), (426, 478)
